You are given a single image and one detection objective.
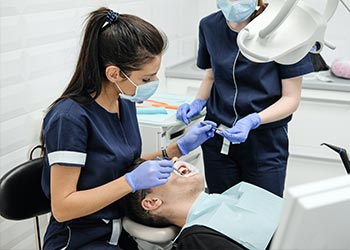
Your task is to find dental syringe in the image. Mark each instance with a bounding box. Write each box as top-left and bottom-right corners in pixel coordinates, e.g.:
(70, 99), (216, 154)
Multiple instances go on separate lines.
(200, 121), (223, 134)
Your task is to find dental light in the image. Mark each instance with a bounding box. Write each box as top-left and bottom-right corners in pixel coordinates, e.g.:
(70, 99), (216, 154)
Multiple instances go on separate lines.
(237, 0), (350, 65)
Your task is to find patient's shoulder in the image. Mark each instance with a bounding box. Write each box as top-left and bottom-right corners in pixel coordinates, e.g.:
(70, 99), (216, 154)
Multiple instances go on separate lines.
(172, 225), (247, 250)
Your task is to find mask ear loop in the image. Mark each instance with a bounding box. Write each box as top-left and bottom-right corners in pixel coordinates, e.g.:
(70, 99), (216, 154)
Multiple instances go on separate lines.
(114, 81), (125, 95)
(114, 71), (136, 96)
(121, 71), (138, 87)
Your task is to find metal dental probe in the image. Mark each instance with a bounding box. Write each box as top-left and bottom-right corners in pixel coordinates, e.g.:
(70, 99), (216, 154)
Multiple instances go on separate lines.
(173, 167), (183, 176)
(156, 156), (183, 175)
(172, 158), (183, 176)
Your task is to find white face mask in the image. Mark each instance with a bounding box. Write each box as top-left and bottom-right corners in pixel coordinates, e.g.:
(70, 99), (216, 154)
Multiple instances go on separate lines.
(115, 72), (159, 102)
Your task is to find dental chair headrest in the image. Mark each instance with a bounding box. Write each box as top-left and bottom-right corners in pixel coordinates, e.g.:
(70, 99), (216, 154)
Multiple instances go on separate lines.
(122, 217), (180, 244)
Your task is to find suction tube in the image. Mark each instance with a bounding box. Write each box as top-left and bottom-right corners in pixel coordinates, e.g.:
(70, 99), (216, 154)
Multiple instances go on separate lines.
(321, 143), (350, 174)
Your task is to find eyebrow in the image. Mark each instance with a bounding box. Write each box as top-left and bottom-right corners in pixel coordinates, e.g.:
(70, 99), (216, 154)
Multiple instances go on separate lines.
(143, 72), (157, 77)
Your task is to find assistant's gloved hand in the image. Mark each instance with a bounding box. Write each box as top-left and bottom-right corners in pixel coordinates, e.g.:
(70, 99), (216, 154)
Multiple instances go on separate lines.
(219, 113), (261, 143)
(125, 159), (173, 192)
(176, 99), (207, 125)
(177, 120), (217, 155)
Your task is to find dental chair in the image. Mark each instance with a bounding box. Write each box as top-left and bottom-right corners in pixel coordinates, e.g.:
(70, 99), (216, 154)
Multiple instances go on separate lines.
(122, 216), (180, 250)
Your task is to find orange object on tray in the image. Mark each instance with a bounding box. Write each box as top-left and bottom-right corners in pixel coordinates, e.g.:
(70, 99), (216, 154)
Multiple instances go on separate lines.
(142, 99), (179, 110)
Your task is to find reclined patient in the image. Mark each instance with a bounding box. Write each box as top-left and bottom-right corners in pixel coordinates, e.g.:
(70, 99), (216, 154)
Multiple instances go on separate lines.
(125, 158), (283, 250)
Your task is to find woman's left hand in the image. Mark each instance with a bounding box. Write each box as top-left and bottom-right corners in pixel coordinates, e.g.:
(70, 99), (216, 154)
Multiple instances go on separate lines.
(220, 113), (261, 143)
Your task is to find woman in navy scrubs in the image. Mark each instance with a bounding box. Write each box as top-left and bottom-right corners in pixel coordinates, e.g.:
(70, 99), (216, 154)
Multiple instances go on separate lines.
(177, 0), (314, 197)
(41, 7), (215, 250)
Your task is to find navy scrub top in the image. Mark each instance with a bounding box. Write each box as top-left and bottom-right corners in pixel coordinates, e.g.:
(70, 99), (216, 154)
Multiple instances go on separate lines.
(42, 98), (141, 220)
(198, 11), (314, 129)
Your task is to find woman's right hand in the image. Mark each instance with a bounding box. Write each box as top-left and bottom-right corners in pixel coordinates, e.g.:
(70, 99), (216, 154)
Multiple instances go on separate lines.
(176, 98), (207, 125)
(125, 159), (174, 192)
(177, 120), (216, 155)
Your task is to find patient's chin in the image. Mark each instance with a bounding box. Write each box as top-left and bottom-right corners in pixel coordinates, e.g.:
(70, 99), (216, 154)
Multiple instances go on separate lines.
(178, 173), (205, 191)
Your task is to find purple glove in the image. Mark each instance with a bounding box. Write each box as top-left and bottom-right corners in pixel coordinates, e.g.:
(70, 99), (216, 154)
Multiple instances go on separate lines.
(125, 159), (173, 192)
(177, 120), (217, 155)
(219, 113), (261, 143)
(176, 99), (207, 125)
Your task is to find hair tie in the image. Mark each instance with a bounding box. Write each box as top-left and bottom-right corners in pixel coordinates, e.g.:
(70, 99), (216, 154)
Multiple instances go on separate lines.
(102, 10), (119, 28)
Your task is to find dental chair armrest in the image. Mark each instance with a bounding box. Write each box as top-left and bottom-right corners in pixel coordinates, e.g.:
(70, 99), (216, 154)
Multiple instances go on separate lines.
(122, 217), (180, 244)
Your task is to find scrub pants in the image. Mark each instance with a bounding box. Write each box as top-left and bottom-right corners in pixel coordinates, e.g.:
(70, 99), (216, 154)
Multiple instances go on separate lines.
(202, 125), (289, 197)
(43, 216), (123, 250)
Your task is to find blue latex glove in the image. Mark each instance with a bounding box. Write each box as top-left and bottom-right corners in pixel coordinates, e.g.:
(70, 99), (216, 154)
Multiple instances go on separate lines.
(176, 99), (207, 125)
(177, 120), (217, 155)
(125, 159), (173, 192)
(219, 113), (261, 143)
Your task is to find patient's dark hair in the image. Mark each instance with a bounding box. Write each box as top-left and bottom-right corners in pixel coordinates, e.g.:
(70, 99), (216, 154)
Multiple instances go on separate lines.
(125, 158), (173, 228)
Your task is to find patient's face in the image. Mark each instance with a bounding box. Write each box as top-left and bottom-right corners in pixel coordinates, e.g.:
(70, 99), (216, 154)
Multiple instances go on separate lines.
(150, 159), (205, 200)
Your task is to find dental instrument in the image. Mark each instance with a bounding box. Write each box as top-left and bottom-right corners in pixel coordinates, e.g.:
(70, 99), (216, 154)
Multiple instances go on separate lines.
(171, 158), (185, 176)
(200, 121), (223, 134)
(237, 0), (350, 65)
(173, 160), (199, 177)
(155, 157), (184, 176)
(173, 166), (184, 176)
(136, 107), (168, 115)
(200, 121), (242, 144)
(144, 100), (179, 110)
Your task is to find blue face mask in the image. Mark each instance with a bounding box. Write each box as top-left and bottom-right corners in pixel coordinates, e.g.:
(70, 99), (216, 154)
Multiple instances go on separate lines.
(116, 72), (159, 102)
(217, 0), (257, 23)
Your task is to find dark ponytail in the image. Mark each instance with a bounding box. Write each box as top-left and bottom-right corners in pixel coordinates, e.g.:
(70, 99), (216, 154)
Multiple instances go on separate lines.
(40, 7), (168, 148)
(63, 8), (107, 104)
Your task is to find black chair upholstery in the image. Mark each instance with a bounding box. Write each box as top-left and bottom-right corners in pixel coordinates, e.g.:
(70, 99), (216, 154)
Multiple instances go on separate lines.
(0, 157), (50, 220)
(0, 155), (51, 250)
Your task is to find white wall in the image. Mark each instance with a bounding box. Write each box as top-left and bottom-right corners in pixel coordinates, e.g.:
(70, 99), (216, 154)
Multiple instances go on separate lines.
(304, 0), (350, 64)
(0, 1), (216, 249)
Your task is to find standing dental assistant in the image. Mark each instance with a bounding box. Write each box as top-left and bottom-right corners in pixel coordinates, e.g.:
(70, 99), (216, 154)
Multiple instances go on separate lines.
(40, 7), (215, 250)
(176, 0), (314, 197)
